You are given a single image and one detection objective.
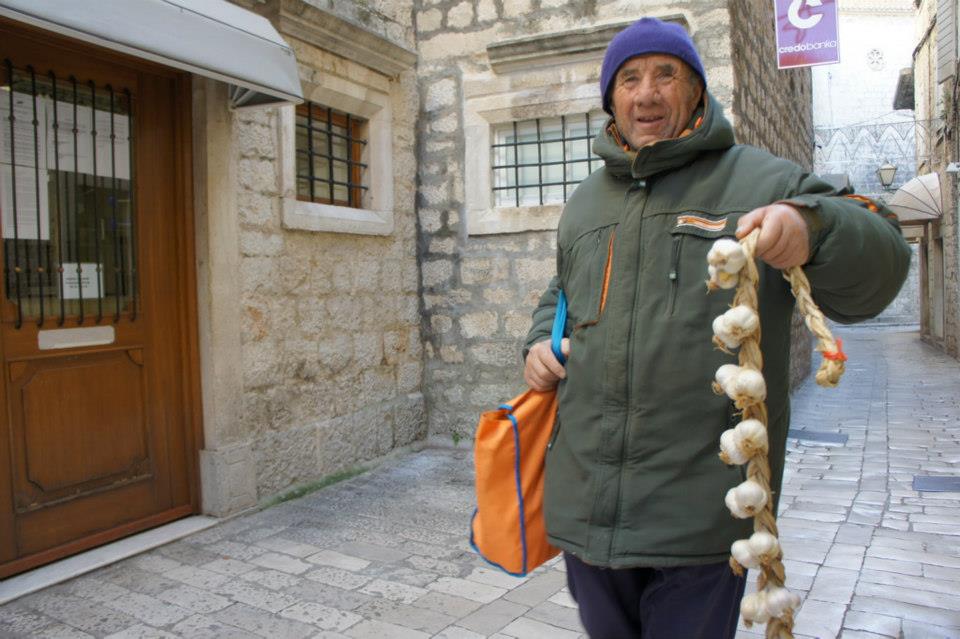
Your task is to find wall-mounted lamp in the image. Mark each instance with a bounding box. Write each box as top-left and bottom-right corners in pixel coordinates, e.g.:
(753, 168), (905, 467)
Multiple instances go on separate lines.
(877, 162), (898, 189)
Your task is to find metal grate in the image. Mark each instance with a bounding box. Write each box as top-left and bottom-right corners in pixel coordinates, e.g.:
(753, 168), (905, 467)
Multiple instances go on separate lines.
(492, 112), (607, 207)
(912, 476), (960, 492)
(787, 429), (849, 445)
(1, 60), (137, 329)
(295, 102), (368, 208)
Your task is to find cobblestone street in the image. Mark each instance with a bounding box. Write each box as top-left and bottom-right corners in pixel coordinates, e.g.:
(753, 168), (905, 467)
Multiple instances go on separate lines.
(1, 327), (958, 639)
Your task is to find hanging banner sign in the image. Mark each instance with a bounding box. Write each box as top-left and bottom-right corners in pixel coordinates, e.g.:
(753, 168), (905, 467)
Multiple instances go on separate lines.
(774, 0), (840, 69)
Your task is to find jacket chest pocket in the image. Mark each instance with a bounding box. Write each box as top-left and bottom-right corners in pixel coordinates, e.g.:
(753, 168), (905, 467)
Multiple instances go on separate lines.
(561, 225), (616, 328)
(667, 212), (743, 318)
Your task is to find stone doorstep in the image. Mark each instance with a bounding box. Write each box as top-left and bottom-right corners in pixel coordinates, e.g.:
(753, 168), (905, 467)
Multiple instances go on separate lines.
(0, 516), (218, 606)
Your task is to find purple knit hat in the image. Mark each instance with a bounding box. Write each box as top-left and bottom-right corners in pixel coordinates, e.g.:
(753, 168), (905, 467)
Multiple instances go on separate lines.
(600, 18), (706, 114)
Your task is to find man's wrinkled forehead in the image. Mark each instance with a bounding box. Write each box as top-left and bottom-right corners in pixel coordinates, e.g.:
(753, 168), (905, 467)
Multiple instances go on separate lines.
(615, 53), (694, 81)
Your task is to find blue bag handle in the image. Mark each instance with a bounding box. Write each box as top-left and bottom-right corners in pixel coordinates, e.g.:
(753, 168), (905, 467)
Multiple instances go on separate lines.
(550, 290), (568, 366)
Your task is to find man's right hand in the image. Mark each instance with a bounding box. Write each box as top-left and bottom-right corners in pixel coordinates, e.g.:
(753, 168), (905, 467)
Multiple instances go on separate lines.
(524, 338), (570, 391)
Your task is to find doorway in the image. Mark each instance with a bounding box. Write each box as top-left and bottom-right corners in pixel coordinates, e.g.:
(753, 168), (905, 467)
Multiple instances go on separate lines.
(0, 20), (200, 578)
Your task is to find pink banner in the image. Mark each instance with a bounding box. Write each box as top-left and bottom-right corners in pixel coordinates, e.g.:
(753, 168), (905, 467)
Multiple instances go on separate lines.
(774, 0), (840, 69)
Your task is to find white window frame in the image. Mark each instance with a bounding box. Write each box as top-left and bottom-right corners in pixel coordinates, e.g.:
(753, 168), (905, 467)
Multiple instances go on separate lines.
(465, 88), (603, 236)
(465, 16), (685, 236)
(489, 111), (608, 210)
(279, 75), (394, 235)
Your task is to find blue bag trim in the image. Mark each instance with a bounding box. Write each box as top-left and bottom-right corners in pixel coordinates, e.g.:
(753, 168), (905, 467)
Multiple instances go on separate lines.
(470, 289), (567, 578)
(551, 290), (567, 365)
(469, 402), (531, 577)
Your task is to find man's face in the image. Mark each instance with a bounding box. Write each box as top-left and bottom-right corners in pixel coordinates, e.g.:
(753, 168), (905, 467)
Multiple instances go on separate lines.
(610, 54), (704, 150)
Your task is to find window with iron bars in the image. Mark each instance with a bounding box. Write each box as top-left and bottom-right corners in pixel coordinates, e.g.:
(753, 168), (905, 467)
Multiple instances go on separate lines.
(295, 102), (367, 208)
(1, 59), (137, 329)
(492, 112), (608, 208)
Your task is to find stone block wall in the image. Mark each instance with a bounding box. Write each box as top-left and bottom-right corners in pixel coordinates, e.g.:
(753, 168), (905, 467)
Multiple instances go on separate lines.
(221, 0), (424, 501)
(728, 0), (813, 168)
(912, 0), (959, 358)
(869, 243), (921, 325)
(414, 0), (814, 438)
(728, 0), (814, 387)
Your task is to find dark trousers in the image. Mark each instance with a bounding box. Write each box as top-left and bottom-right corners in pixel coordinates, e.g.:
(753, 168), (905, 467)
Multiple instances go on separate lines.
(564, 553), (747, 639)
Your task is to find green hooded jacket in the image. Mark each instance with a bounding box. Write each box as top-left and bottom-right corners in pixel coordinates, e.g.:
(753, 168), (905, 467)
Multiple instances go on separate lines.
(524, 92), (911, 568)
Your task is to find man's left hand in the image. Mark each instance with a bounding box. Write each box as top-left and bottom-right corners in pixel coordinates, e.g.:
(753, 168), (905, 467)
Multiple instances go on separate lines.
(736, 204), (810, 269)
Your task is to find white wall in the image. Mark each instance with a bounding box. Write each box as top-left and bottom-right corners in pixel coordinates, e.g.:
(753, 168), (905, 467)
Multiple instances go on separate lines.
(812, 4), (915, 128)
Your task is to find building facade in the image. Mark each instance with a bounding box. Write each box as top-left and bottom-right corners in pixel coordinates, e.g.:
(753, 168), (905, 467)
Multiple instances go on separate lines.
(905, 0), (959, 355)
(414, 0), (815, 441)
(0, 0), (817, 576)
(810, 0), (921, 326)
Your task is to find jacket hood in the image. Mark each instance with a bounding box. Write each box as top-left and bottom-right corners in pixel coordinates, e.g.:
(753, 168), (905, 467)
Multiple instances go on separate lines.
(593, 91), (736, 180)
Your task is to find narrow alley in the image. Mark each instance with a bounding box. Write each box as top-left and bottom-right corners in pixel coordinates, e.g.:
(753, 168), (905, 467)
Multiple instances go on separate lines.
(1, 326), (958, 639)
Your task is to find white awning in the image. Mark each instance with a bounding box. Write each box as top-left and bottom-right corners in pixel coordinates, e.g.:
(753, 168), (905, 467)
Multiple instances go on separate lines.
(0, 0), (303, 108)
(888, 172), (942, 224)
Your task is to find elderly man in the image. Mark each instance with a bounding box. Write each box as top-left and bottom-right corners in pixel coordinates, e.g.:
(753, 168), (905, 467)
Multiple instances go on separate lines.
(522, 17), (910, 639)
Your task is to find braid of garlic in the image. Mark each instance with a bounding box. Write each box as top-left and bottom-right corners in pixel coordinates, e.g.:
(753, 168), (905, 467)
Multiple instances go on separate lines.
(733, 233), (792, 638)
(709, 229), (846, 637)
(712, 230), (792, 639)
(782, 268), (846, 388)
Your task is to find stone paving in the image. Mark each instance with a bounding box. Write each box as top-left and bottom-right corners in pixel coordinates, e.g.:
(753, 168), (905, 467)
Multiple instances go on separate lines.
(2, 326), (959, 639)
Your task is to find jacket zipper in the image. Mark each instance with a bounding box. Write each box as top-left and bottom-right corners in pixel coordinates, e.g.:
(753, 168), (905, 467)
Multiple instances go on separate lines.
(667, 234), (682, 315)
(547, 416), (562, 450)
(609, 178), (647, 559)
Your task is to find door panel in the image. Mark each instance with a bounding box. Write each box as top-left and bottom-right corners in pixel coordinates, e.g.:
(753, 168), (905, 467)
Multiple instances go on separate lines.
(0, 19), (198, 577)
(16, 350), (149, 499)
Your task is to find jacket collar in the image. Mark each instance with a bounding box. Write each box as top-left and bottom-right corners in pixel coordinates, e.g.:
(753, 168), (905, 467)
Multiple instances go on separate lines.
(593, 91), (736, 180)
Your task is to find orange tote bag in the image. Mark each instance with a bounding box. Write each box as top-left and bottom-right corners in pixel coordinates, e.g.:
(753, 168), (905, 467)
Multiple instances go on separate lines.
(470, 291), (567, 576)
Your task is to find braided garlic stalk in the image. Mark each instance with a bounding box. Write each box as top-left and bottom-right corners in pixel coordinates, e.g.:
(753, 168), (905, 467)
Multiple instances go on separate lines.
(706, 230), (846, 639)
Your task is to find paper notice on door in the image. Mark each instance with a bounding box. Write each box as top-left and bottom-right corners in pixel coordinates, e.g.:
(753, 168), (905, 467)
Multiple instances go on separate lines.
(0, 90), (47, 168)
(61, 262), (104, 299)
(0, 163), (51, 241)
(49, 100), (130, 180)
(0, 90), (51, 240)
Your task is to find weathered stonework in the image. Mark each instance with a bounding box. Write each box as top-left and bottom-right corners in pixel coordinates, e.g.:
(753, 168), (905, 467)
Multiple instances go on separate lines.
(198, 0), (423, 512)
(414, 0), (817, 438)
(911, 0), (959, 359)
(728, 0), (813, 167)
(199, 0), (821, 514)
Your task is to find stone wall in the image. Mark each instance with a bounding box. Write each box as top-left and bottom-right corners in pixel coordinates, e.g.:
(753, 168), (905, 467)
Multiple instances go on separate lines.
(414, 0), (815, 438)
(728, 0), (814, 387)
(218, 0), (425, 502)
(869, 243), (921, 325)
(728, 0), (813, 168)
(913, 0), (959, 358)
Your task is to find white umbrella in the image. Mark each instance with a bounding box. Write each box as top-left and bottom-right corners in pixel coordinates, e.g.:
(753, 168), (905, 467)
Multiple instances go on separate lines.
(887, 172), (942, 222)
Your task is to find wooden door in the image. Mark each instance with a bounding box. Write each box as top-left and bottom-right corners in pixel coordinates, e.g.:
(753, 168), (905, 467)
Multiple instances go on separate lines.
(0, 20), (200, 578)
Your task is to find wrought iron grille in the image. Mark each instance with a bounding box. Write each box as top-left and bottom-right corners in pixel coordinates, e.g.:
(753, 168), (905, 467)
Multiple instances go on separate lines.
(492, 112), (608, 207)
(1, 59), (137, 329)
(295, 102), (368, 208)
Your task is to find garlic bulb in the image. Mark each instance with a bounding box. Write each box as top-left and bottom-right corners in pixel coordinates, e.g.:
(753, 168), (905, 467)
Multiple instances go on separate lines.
(764, 586), (801, 618)
(707, 264), (739, 290)
(708, 238), (747, 274)
(731, 539), (761, 569)
(721, 305), (759, 342)
(740, 591), (770, 625)
(725, 479), (768, 518)
(714, 364), (741, 394)
(730, 368), (766, 407)
(712, 315), (740, 350)
(747, 531), (781, 564)
(734, 419), (769, 456)
(719, 429), (750, 465)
